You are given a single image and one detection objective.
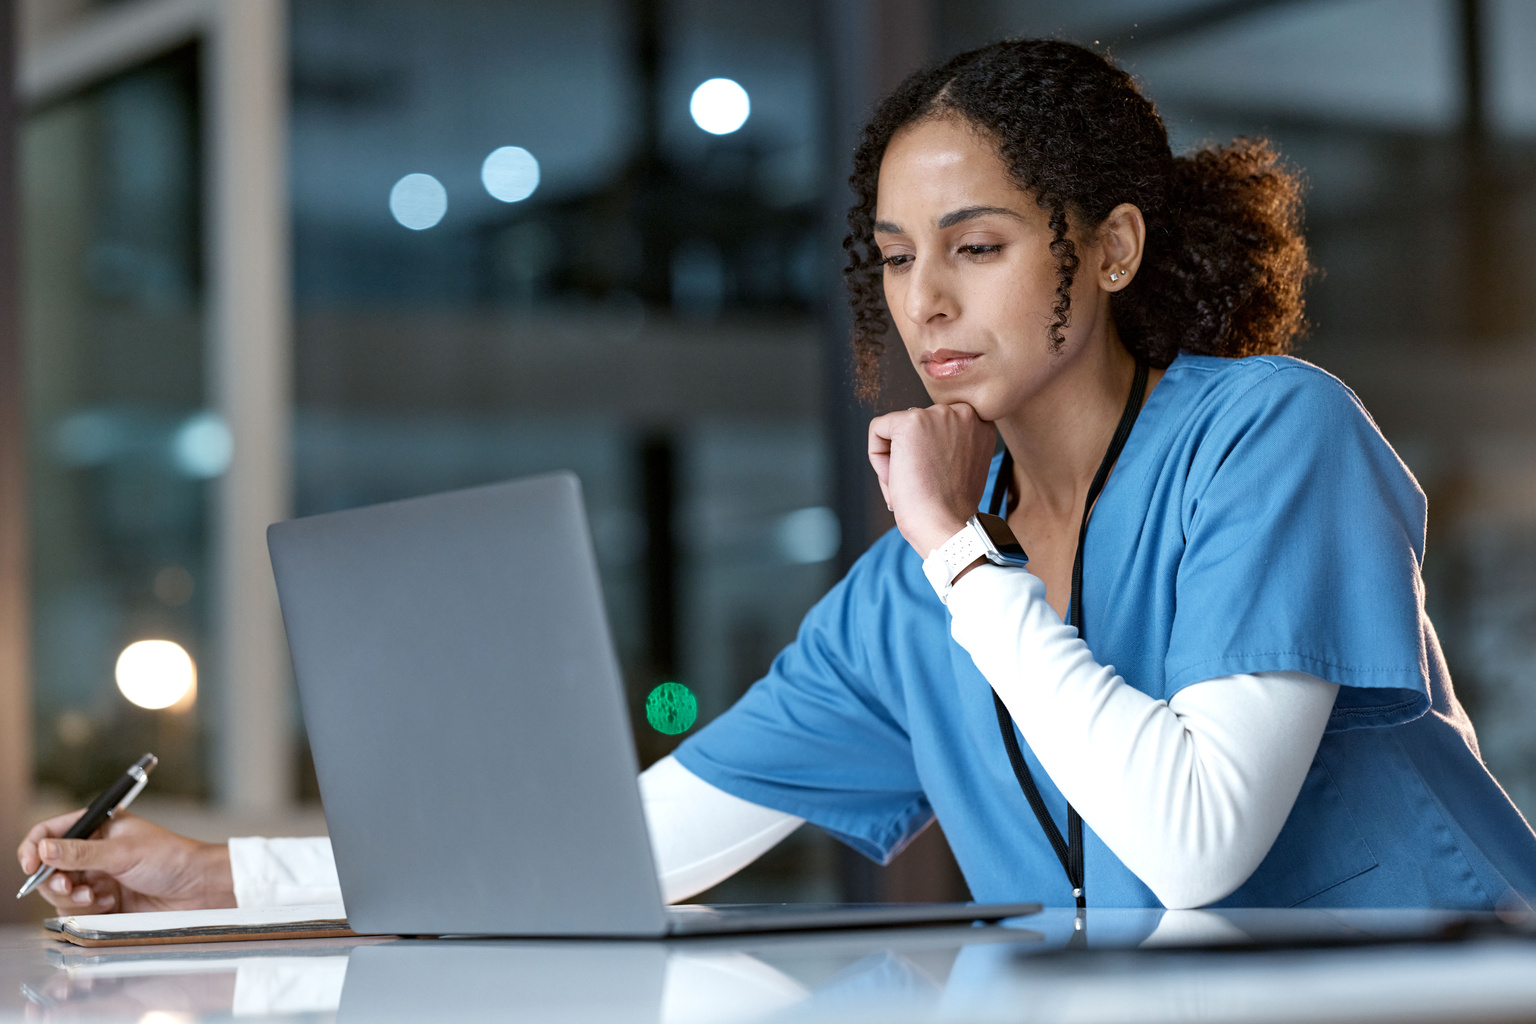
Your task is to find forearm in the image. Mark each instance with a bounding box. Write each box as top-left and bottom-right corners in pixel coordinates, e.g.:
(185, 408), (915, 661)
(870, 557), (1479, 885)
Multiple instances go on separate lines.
(946, 563), (1337, 909)
(228, 759), (800, 909)
(640, 756), (803, 903)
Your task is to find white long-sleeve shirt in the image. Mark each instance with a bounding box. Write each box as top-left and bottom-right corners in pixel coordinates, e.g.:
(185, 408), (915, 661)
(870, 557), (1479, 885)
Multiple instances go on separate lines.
(231, 564), (1336, 910)
(943, 562), (1335, 907)
(229, 760), (800, 908)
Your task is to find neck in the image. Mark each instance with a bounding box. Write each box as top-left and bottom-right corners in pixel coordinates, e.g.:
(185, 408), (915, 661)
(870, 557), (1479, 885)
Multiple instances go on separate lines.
(995, 332), (1154, 522)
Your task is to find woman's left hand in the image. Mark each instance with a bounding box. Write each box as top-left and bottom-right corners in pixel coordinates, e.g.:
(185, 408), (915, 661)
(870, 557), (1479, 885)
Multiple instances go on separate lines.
(868, 404), (997, 558)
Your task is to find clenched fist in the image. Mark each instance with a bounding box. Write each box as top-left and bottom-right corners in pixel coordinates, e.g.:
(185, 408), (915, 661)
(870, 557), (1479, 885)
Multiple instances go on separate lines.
(868, 403), (998, 557)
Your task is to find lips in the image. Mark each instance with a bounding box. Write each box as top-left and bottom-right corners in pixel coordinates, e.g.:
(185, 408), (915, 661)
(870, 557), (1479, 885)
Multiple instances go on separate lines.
(921, 349), (981, 380)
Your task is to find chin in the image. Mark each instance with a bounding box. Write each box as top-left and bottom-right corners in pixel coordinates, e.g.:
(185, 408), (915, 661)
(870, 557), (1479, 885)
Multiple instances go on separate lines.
(922, 381), (999, 420)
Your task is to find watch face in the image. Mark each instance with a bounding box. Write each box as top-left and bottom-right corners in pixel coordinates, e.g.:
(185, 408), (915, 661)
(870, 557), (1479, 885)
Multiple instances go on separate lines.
(973, 513), (1028, 561)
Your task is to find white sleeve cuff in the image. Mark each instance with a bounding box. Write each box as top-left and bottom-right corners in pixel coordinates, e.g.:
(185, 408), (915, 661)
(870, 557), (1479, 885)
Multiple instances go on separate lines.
(224, 761), (800, 912)
(641, 756), (802, 904)
(228, 836), (344, 910)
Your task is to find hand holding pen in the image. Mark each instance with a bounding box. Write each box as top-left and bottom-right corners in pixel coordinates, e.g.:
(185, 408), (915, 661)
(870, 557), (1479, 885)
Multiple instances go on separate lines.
(16, 755), (237, 914)
(18, 754), (157, 899)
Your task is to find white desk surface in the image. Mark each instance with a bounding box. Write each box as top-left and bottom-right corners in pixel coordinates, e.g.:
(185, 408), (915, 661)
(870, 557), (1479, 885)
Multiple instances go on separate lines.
(4, 907), (1536, 1023)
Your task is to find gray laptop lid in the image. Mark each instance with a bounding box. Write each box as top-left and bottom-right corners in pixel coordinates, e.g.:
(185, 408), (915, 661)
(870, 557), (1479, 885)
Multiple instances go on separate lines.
(268, 472), (669, 937)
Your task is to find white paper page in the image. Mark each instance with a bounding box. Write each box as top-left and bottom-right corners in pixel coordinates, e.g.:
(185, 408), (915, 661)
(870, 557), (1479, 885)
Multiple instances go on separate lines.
(57, 903), (348, 935)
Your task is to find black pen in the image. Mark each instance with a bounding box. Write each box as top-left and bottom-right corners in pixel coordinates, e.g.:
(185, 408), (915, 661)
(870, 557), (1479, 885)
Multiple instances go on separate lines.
(16, 753), (158, 899)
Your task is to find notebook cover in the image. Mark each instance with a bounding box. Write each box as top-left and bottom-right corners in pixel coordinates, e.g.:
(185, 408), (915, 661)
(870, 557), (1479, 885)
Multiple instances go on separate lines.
(45, 905), (360, 947)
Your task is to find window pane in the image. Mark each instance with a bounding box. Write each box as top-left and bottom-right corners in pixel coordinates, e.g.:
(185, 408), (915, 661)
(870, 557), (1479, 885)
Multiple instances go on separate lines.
(290, 0), (837, 896)
(23, 46), (210, 800)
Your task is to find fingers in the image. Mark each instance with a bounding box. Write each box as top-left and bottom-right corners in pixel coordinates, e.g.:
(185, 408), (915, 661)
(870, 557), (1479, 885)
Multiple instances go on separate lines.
(868, 404), (982, 449)
(29, 858), (124, 913)
(866, 414), (894, 461)
(39, 873), (116, 912)
(872, 469), (893, 512)
(50, 871), (95, 907)
(868, 415), (899, 506)
(868, 408), (928, 479)
(867, 447), (891, 501)
(866, 409), (902, 448)
(35, 870), (93, 912)
(866, 444), (890, 488)
(76, 872), (121, 911)
(37, 835), (139, 878)
(18, 809), (87, 874)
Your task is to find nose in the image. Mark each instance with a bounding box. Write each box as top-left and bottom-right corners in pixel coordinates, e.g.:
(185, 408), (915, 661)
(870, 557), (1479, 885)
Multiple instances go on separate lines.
(903, 255), (957, 327)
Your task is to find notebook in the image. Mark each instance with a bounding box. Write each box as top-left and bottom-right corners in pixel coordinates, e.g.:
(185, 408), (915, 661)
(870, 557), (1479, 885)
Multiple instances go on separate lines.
(45, 904), (354, 947)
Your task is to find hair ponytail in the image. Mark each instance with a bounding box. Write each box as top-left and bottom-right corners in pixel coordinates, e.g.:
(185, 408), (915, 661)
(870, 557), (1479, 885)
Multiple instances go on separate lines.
(845, 40), (1314, 399)
(1112, 140), (1311, 366)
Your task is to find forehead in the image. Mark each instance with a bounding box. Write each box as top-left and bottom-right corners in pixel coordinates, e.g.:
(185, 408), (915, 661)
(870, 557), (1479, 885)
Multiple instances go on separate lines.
(876, 116), (1024, 216)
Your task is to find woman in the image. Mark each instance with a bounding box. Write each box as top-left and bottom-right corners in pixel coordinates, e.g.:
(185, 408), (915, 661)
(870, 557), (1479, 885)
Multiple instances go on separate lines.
(20, 40), (1536, 913)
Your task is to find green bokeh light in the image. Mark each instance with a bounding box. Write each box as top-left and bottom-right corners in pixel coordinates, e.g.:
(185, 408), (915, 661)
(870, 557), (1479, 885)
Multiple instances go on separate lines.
(645, 681), (698, 735)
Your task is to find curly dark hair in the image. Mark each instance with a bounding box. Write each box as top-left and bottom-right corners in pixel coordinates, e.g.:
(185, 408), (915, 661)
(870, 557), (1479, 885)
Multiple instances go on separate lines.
(844, 39), (1313, 401)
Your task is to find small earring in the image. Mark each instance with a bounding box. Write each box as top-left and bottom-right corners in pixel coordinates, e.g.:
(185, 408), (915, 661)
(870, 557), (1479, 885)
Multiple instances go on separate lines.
(1109, 271), (1120, 283)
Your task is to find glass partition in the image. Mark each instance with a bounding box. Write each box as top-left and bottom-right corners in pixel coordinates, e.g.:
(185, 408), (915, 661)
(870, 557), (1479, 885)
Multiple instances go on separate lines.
(22, 45), (211, 801)
(289, 0), (839, 898)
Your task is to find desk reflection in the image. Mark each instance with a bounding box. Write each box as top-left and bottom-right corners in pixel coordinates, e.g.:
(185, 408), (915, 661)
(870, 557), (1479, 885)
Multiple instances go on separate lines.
(29, 946), (352, 1020)
(22, 909), (1534, 1024)
(28, 922), (1041, 1022)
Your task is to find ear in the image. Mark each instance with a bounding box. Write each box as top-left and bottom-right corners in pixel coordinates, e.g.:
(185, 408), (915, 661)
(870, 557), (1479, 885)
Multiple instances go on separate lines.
(1096, 203), (1146, 292)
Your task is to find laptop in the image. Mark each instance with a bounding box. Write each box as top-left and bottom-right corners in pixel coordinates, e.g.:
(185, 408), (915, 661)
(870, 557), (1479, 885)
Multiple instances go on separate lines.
(267, 471), (1039, 937)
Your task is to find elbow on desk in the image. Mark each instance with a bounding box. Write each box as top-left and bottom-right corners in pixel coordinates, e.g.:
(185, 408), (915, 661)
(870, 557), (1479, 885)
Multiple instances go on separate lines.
(1122, 807), (1272, 910)
(1139, 851), (1259, 911)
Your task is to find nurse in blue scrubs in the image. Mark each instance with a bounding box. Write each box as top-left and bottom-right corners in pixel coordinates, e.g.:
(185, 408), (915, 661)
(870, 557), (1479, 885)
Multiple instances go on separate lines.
(18, 39), (1536, 914)
(672, 39), (1536, 910)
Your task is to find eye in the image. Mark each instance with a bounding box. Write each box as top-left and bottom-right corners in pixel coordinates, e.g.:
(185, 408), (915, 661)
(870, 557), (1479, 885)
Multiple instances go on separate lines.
(959, 244), (1003, 257)
(879, 254), (913, 269)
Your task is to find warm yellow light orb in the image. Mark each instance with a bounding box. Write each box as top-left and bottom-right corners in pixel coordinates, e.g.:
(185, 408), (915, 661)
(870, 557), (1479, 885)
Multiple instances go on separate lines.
(115, 640), (196, 710)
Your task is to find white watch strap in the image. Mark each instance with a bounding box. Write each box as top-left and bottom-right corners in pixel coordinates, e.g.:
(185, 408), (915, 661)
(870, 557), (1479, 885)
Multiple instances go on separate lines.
(921, 523), (987, 603)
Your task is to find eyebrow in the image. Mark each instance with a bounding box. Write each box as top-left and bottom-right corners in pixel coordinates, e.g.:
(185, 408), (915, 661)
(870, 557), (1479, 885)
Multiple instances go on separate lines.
(938, 205), (1024, 229)
(873, 205), (1025, 235)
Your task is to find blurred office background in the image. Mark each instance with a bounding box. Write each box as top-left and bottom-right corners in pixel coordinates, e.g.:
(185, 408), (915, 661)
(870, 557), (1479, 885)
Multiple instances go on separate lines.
(4, 0), (1536, 917)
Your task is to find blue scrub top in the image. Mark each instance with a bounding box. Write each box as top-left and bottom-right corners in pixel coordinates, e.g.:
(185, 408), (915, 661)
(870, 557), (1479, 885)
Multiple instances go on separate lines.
(675, 354), (1536, 909)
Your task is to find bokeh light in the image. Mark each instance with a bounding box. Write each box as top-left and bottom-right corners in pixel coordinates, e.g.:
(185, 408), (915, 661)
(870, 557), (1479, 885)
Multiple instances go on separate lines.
(645, 681), (698, 735)
(115, 640), (196, 711)
(55, 711), (93, 746)
(481, 146), (540, 202)
(389, 173), (448, 230)
(689, 78), (750, 135)
(53, 410), (120, 466)
(775, 506), (841, 564)
(171, 411), (232, 479)
(153, 566), (194, 607)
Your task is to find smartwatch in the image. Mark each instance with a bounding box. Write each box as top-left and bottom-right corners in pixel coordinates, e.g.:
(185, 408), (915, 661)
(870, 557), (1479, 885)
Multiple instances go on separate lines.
(922, 513), (1030, 602)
